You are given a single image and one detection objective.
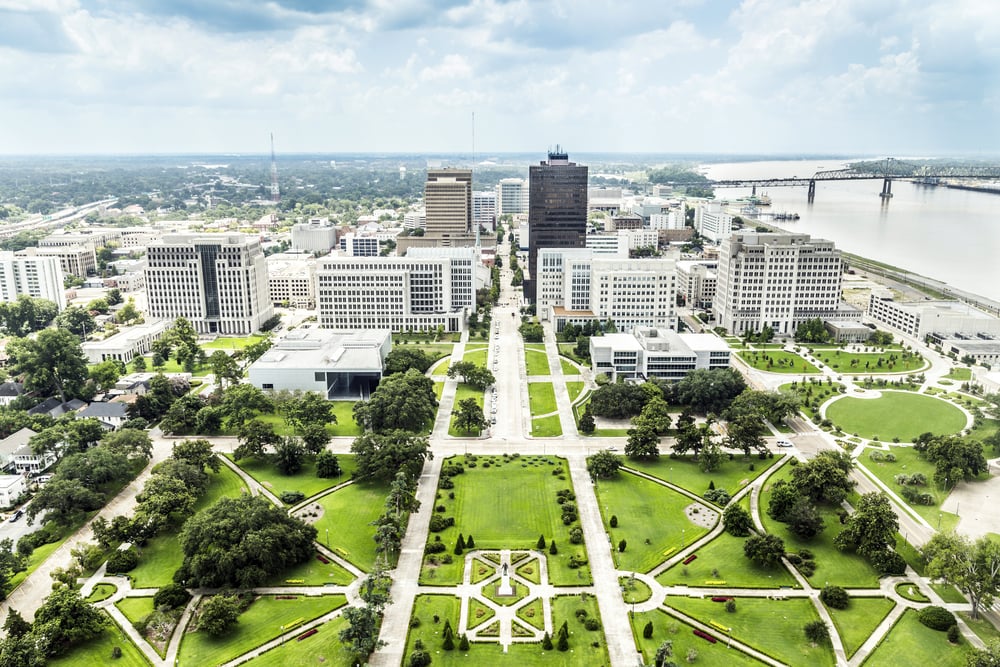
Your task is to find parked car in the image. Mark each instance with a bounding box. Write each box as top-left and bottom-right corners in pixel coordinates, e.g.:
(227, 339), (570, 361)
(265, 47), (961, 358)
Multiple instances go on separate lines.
(9, 509), (23, 523)
(776, 440), (793, 448)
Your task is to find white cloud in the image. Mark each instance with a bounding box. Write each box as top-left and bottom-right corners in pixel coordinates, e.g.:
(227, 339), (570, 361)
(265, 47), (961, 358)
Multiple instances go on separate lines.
(419, 54), (472, 82)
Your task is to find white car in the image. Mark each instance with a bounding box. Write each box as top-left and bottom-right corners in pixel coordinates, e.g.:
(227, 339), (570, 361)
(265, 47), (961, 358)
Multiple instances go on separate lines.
(776, 440), (794, 448)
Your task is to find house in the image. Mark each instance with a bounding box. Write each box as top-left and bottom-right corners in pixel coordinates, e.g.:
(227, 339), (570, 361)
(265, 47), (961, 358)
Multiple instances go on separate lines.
(0, 427), (34, 472)
(0, 382), (22, 407)
(27, 397), (87, 419)
(0, 428), (56, 475)
(0, 475), (26, 508)
(77, 402), (129, 430)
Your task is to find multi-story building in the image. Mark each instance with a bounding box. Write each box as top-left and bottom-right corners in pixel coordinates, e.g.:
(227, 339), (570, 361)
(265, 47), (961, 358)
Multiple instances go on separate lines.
(867, 289), (1000, 339)
(676, 260), (718, 309)
(117, 228), (161, 248)
(425, 169), (472, 241)
(714, 232), (850, 336)
(694, 202), (733, 244)
(291, 219), (338, 254)
(610, 213), (644, 231)
(39, 228), (120, 249)
(338, 234), (380, 257)
(145, 233), (273, 335)
(526, 148), (588, 302)
(535, 248), (677, 333)
(20, 245), (96, 278)
(267, 254), (317, 308)
(590, 327), (731, 382)
(0, 251), (66, 309)
(403, 210), (427, 231)
(498, 178), (528, 215)
(649, 210), (685, 230)
(81, 319), (172, 364)
(472, 191), (497, 230)
(317, 247), (479, 333)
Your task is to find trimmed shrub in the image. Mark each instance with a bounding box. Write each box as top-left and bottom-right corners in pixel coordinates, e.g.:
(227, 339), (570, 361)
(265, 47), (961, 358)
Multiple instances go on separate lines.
(153, 583), (191, 610)
(918, 606), (956, 631)
(820, 585), (849, 610)
(279, 490), (305, 504)
(106, 547), (140, 574)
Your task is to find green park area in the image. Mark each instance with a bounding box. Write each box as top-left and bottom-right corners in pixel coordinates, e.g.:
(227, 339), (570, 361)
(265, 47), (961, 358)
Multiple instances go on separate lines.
(560, 358), (579, 375)
(224, 453), (357, 503)
(531, 415), (563, 437)
(566, 381), (585, 403)
(824, 597), (895, 658)
(631, 609), (761, 667)
(420, 455), (591, 586)
(858, 446), (962, 532)
(738, 350), (820, 374)
(806, 346), (925, 374)
(657, 530), (799, 589)
(528, 382), (557, 418)
(944, 367), (973, 381)
(864, 609), (971, 666)
(255, 401), (361, 438)
(307, 479), (391, 571)
(463, 346), (489, 367)
(245, 616), (351, 667)
(557, 342), (588, 365)
(449, 383), (485, 436)
(48, 613), (150, 667)
(625, 454), (781, 499)
(824, 392), (967, 441)
(525, 345), (552, 376)
(202, 335), (267, 350)
(779, 380), (843, 421)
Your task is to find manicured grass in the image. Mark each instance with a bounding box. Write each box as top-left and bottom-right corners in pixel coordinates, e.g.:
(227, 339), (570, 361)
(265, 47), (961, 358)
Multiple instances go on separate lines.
(858, 446), (964, 530)
(405, 595), (463, 664)
(226, 454), (355, 501)
(759, 464), (881, 588)
(560, 358), (579, 375)
(557, 342), (588, 365)
(524, 347), (552, 376)
(566, 381), (585, 403)
(666, 595), (834, 667)
(202, 335), (266, 350)
(528, 382), (557, 417)
(243, 616), (351, 667)
(264, 551), (356, 586)
(449, 383), (486, 436)
(626, 454), (782, 498)
(117, 596), (156, 628)
(420, 456), (590, 586)
(311, 480), (390, 572)
(958, 612), (1000, 645)
(863, 609), (969, 666)
(550, 594), (610, 663)
(825, 597), (895, 658)
(531, 415), (563, 437)
(434, 381), (444, 401)
(930, 583), (967, 604)
(620, 576), (652, 603)
(944, 367), (973, 381)
(179, 594), (347, 667)
(86, 582), (118, 603)
(808, 348), (925, 373)
(824, 392), (966, 441)
(597, 471), (711, 573)
(463, 347), (489, 366)
(738, 350), (821, 374)
(895, 582), (929, 602)
(657, 531), (798, 588)
(516, 597), (544, 629)
(780, 380), (844, 420)
(631, 609), (762, 667)
(48, 612), (150, 667)
(468, 597), (496, 629)
(130, 466), (249, 588)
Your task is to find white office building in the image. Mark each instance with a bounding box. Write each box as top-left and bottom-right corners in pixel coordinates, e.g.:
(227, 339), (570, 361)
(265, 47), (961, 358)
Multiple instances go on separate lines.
(403, 210), (427, 231)
(20, 245), (96, 278)
(81, 319), (172, 364)
(473, 191), (497, 230)
(867, 290), (1000, 339)
(676, 260), (718, 309)
(248, 329), (392, 399)
(145, 233), (273, 335)
(694, 202), (733, 244)
(317, 247), (479, 333)
(714, 232), (850, 336)
(649, 210), (685, 230)
(536, 248), (677, 333)
(498, 178), (528, 215)
(339, 234), (380, 257)
(0, 251), (66, 310)
(590, 327), (732, 382)
(267, 254), (317, 309)
(291, 219), (338, 254)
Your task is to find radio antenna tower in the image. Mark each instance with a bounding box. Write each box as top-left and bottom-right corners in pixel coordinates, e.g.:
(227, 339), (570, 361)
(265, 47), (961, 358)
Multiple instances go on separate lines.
(269, 133), (280, 203)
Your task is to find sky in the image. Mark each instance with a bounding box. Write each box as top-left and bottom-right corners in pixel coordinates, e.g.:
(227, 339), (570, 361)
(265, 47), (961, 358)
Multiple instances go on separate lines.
(1, 0), (998, 155)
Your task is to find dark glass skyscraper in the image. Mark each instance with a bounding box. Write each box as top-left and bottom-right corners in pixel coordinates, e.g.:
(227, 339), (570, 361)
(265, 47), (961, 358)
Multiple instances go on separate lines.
(525, 148), (588, 302)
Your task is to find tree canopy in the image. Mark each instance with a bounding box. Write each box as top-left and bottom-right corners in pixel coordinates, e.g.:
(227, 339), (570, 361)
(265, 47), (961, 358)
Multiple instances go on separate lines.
(353, 369), (437, 433)
(351, 430), (431, 481)
(8, 328), (89, 401)
(835, 492), (898, 560)
(671, 368), (746, 414)
(924, 532), (1000, 620)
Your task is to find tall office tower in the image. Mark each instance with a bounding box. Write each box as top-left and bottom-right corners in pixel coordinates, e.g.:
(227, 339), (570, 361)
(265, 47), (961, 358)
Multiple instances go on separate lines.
(424, 168), (472, 243)
(0, 252), (66, 310)
(525, 148), (588, 302)
(497, 178), (528, 215)
(145, 233), (273, 335)
(714, 232), (845, 336)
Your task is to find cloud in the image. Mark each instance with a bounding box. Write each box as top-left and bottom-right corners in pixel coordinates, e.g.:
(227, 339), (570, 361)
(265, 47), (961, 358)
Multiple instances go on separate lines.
(0, 8), (79, 52)
(419, 54), (472, 82)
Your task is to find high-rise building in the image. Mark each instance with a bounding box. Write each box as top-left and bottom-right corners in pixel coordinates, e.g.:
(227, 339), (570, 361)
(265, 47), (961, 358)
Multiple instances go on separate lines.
(714, 232), (850, 336)
(497, 178), (528, 215)
(526, 148), (588, 302)
(424, 169), (472, 241)
(472, 190), (497, 230)
(145, 233), (273, 335)
(694, 202), (734, 244)
(291, 219), (337, 254)
(0, 251), (66, 310)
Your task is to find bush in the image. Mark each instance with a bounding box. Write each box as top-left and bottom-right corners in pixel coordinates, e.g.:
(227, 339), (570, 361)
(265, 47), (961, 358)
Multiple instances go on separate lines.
(918, 606), (956, 631)
(804, 620), (829, 644)
(279, 490), (305, 504)
(643, 621), (653, 639)
(610, 515), (618, 528)
(704, 488), (731, 505)
(428, 515), (454, 532)
(947, 624), (960, 644)
(424, 542), (447, 555)
(725, 600), (737, 613)
(153, 583), (191, 610)
(408, 650), (432, 667)
(584, 617), (600, 631)
(106, 547), (140, 574)
(871, 549), (906, 576)
(820, 586), (849, 610)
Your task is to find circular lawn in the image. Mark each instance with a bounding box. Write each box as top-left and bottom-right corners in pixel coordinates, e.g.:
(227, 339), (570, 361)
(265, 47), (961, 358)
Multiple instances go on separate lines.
(824, 391), (967, 442)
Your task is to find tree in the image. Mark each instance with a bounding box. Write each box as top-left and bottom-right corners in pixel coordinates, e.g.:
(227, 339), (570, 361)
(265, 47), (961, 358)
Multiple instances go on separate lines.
(172, 438), (220, 473)
(106, 288), (122, 306)
(300, 422), (331, 454)
(234, 419), (280, 460)
(198, 595), (241, 636)
(699, 439), (725, 473)
(57, 446), (132, 490)
(918, 435), (988, 488)
(32, 587), (107, 655)
(159, 395), (205, 435)
(241, 336), (273, 365)
(55, 306), (95, 339)
(453, 397), (487, 434)
(723, 504), (752, 537)
(3, 609), (31, 639)
(316, 450), (342, 478)
(0, 538), (24, 596)
(790, 450), (855, 505)
(219, 383), (273, 430)
(804, 619), (830, 644)
(785, 498), (826, 539)
(743, 533), (785, 568)
(924, 532), (1000, 619)
(578, 408), (595, 434)
(281, 392), (336, 432)
(136, 474), (198, 524)
(273, 436), (306, 475)
(383, 347), (434, 374)
(150, 459), (209, 496)
(820, 585), (850, 610)
(8, 328), (89, 400)
(177, 495), (317, 588)
(673, 368), (747, 414)
(767, 479), (803, 522)
(589, 383), (649, 419)
(967, 641), (1000, 667)
(132, 355), (147, 372)
(26, 478), (104, 525)
(339, 605), (385, 662)
(353, 369), (437, 433)
(725, 414), (768, 458)
(654, 639), (675, 667)
(208, 351), (241, 388)
(101, 428), (153, 462)
(725, 389), (800, 426)
(637, 395), (672, 434)
(672, 422), (703, 458)
(351, 430), (431, 481)
(587, 450), (622, 479)
(625, 423), (660, 459)
(116, 298), (141, 325)
(795, 318), (831, 344)
(835, 492), (899, 560)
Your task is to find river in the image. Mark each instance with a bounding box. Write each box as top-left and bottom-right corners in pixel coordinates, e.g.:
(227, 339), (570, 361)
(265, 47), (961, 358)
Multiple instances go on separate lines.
(700, 159), (1000, 302)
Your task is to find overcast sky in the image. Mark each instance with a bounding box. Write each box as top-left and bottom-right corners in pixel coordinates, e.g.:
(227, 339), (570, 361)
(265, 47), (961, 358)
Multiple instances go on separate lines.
(1, 0), (998, 155)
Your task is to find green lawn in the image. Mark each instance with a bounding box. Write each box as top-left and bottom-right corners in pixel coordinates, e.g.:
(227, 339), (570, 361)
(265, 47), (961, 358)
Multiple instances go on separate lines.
(531, 415), (563, 437)
(738, 350), (820, 374)
(550, 594), (610, 663)
(202, 335), (266, 350)
(557, 342), (588, 365)
(420, 456), (590, 586)
(657, 531), (798, 588)
(244, 616), (351, 667)
(225, 454), (355, 502)
(825, 392), (967, 441)
(311, 480), (390, 571)
(130, 465), (249, 588)
(528, 382), (557, 417)
(254, 401), (361, 438)
(596, 471), (711, 573)
(264, 550), (356, 586)
(48, 613), (150, 667)
(405, 595), (463, 664)
(525, 347), (552, 376)
(808, 348), (925, 374)
(86, 582), (118, 603)
(779, 380), (844, 421)
(434, 381), (444, 401)
(863, 609), (970, 666)
(825, 597), (895, 658)
(463, 347), (489, 366)
(759, 463), (881, 588)
(631, 609), (762, 667)
(149, 357), (212, 376)
(858, 446), (962, 531)
(625, 454), (782, 498)
(560, 358), (579, 375)
(930, 583), (967, 604)
(449, 383), (485, 436)
(666, 595), (834, 667)
(944, 367), (973, 381)
(116, 596), (156, 628)
(958, 612), (1000, 646)
(566, 381), (585, 403)
(179, 594), (347, 667)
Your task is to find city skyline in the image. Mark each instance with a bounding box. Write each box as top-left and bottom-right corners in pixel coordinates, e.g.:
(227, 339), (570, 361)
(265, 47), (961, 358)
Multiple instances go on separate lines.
(1, 0), (998, 156)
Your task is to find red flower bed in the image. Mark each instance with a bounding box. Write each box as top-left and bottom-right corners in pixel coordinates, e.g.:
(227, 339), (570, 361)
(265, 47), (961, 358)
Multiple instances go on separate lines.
(682, 554), (698, 565)
(711, 596), (732, 602)
(316, 554), (330, 564)
(693, 629), (717, 643)
(297, 628), (318, 641)
(275, 595), (297, 600)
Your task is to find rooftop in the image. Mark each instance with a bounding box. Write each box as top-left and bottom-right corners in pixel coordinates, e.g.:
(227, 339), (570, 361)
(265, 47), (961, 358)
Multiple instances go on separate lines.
(251, 329), (390, 372)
